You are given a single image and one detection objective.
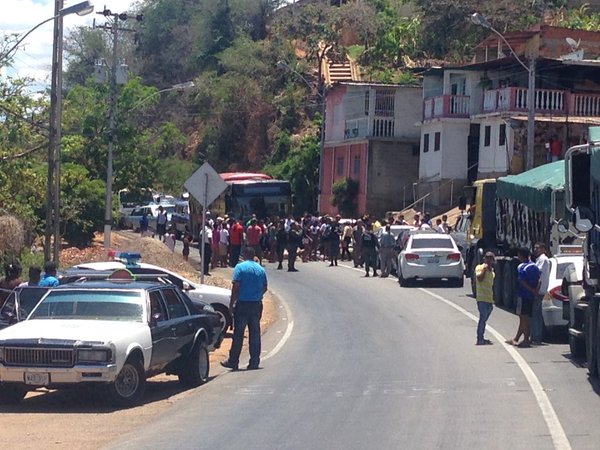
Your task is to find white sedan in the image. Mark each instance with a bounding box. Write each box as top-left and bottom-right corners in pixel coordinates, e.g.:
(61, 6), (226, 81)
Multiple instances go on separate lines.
(63, 254), (232, 330)
(397, 231), (465, 287)
(542, 254), (584, 329)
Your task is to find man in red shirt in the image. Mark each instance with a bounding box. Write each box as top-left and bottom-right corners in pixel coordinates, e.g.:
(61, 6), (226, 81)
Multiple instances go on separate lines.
(550, 135), (562, 162)
(229, 219), (245, 267)
(246, 218), (264, 265)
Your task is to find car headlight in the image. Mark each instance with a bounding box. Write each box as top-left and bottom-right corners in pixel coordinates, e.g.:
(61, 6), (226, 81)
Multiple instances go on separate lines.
(77, 349), (111, 364)
(203, 304), (215, 313)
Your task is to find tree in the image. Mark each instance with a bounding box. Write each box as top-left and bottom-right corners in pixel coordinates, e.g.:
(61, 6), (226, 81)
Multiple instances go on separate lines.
(331, 177), (359, 217)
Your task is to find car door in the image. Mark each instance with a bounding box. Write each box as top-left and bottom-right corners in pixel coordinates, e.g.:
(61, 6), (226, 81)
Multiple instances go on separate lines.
(148, 290), (173, 371)
(161, 288), (195, 358)
(0, 291), (18, 329)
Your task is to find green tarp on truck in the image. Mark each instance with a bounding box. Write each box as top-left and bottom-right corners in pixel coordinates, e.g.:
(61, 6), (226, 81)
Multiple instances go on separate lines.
(496, 160), (564, 213)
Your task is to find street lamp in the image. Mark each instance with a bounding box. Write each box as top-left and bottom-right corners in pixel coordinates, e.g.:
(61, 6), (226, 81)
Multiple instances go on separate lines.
(127, 81), (195, 112)
(470, 12), (536, 171)
(277, 60), (325, 213)
(41, 1), (95, 264)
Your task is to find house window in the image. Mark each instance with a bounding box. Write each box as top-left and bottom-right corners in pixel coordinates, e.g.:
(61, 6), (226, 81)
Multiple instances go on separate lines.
(423, 133), (430, 153)
(364, 91), (370, 115)
(434, 132), (441, 151)
(375, 89), (395, 117)
(499, 124), (506, 146)
(337, 157), (344, 176)
(484, 125), (491, 147)
(353, 155), (360, 174)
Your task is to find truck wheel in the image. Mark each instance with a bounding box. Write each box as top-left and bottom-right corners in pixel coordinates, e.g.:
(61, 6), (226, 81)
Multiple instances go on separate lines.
(587, 296), (599, 376)
(107, 356), (146, 406)
(179, 342), (209, 387)
(0, 383), (26, 404)
(569, 334), (586, 358)
(502, 261), (515, 310)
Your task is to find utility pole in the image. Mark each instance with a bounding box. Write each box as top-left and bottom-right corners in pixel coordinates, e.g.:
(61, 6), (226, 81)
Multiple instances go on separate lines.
(95, 10), (142, 249)
(526, 57), (536, 171)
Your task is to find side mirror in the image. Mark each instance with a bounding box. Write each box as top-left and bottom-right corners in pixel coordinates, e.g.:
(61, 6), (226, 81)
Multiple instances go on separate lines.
(182, 281), (191, 291)
(557, 219), (569, 234)
(574, 207), (595, 233)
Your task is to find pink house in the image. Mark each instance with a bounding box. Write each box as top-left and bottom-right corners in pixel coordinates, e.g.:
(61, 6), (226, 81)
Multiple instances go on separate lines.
(319, 82), (423, 217)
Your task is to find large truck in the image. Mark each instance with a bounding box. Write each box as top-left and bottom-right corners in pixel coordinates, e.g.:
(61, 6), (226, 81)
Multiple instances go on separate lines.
(460, 161), (575, 309)
(564, 126), (600, 375)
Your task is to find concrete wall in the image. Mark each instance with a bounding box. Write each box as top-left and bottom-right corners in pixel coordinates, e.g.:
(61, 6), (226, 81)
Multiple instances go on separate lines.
(394, 86), (423, 139)
(477, 117), (513, 177)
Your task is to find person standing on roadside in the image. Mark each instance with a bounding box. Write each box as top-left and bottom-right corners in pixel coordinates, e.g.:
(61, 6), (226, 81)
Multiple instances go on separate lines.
(508, 247), (540, 348)
(352, 219), (364, 268)
(156, 206), (168, 242)
(286, 221), (302, 272)
(199, 224), (213, 276)
(379, 224), (396, 278)
(140, 211), (149, 237)
(275, 220), (288, 270)
(361, 223), (379, 277)
(328, 219), (341, 267)
(475, 252), (496, 345)
(182, 231), (191, 261)
(229, 219), (245, 267)
(532, 242), (550, 345)
(0, 262), (23, 307)
(221, 247), (267, 371)
(39, 261), (60, 287)
(341, 221), (353, 261)
(246, 218), (264, 265)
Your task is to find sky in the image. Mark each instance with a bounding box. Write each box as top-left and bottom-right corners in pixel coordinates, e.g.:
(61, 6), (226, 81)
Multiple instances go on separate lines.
(1, 0), (137, 88)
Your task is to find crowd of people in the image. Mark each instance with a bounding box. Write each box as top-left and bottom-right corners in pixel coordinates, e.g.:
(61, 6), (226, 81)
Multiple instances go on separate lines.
(180, 210), (452, 277)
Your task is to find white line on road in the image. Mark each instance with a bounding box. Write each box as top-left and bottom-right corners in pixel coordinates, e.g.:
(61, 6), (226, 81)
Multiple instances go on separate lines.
(263, 290), (294, 361)
(419, 287), (571, 450)
(338, 262), (571, 449)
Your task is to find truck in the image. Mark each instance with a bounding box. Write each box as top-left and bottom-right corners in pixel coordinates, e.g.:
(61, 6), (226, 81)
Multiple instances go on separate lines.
(459, 161), (577, 310)
(563, 126), (600, 375)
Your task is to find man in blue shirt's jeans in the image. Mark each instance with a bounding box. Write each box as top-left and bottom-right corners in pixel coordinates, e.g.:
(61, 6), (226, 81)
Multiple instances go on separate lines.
(221, 247), (268, 371)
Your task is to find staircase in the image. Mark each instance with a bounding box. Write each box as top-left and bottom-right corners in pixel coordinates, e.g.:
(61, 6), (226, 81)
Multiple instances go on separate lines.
(322, 58), (361, 86)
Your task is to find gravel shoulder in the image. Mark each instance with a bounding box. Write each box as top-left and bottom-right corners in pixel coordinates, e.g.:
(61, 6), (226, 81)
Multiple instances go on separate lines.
(0, 232), (279, 449)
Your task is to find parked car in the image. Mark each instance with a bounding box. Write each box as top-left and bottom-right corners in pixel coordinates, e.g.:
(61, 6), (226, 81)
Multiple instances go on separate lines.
(0, 276), (224, 406)
(0, 287), (48, 330)
(62, 252), (233, 330)
(397, 231), (464, 287)
(122, 203), (176, 231)
(171, 200), (190, 238)
(542, 253), (584, 331)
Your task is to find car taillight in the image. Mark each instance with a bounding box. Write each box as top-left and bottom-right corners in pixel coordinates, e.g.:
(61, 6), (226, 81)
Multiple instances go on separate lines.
(405, 253), (419, 261)
(548, 285), (569, 302)
(447, 253), (461, 262)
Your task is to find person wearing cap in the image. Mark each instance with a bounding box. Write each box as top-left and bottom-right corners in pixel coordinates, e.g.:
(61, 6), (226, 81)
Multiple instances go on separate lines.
(475, 252), (496, 345)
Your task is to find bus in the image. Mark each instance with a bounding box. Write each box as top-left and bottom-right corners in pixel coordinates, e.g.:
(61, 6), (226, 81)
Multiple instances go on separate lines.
(189, 173), (292, 240)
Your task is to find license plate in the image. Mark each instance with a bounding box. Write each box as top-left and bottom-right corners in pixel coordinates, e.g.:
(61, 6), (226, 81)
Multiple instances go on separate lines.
(427, 257), (439, 263)
(25, 372), (50, 386)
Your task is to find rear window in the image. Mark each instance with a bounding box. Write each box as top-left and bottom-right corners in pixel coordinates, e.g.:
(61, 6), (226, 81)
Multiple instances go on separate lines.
(555, 262), (576, 280)
(410, 238), (454, 249)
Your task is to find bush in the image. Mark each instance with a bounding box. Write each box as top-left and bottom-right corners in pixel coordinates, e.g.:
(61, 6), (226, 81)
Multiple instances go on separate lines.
(331, 177), (359, 217)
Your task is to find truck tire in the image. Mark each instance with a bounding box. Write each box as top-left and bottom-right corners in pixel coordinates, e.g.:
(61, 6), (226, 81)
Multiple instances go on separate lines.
(502, 260), (516, 311)
(586, 296), (599, 376)
(569, 334), (586, 358)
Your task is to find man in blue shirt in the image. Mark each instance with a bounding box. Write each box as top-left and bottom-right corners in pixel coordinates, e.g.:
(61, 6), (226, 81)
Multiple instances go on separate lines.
(221, 247), (268, 371)
(39, 261), (60, 287)
(507, 247), (540, 348)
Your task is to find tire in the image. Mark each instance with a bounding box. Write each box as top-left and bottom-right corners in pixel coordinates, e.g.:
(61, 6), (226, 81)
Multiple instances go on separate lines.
(179, 342), (209, 387)
(399, 272), (410, 287)
(451, 277), (464, 288)
(0, 384), (26, 404)
(586, 296), (599, 376)
(107, 357), (146, 407)
(569, 333), (586, 358)
(213, 304), (232, 331)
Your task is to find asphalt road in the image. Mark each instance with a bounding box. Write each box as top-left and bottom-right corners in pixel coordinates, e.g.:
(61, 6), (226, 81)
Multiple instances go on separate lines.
(109, 259), (600, 450)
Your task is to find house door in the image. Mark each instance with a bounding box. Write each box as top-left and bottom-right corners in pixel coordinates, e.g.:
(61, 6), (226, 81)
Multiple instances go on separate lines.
(467, 124), (480, 185)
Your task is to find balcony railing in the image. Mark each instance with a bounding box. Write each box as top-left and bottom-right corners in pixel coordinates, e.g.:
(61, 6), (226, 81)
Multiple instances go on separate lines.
(423, 95), (470, 120)
(372, 117), (395, 137)
(571, 93), (600, 116)
(344, 117), (369, 139)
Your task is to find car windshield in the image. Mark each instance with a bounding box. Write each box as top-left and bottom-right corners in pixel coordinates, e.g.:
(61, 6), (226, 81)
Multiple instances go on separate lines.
(30, 290), (143, 322)
(410, 238), (454, 249)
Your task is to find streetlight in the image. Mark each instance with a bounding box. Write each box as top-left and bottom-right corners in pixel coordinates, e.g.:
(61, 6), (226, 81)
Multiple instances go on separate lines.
(40, 1), (95, 264)
(471, 12), (535, 171)
(103, 80), (195, 249)
(277, 60), (325, 213)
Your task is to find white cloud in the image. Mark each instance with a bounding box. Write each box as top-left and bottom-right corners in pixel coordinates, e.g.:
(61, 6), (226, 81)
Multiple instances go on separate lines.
(1, 0), (137, 87)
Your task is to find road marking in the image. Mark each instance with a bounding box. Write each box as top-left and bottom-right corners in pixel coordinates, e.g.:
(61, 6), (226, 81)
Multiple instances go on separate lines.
(263, 290), (294, 361)
(420, 287), (571, 450)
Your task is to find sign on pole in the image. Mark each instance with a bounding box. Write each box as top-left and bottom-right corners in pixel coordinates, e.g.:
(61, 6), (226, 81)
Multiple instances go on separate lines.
(184, 163), (228, 285)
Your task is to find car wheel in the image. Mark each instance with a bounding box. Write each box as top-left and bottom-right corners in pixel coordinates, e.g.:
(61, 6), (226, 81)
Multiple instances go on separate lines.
(213, 304), (231, 331)
(179, 342), (209, 387)
(569, 334), (586, 358)
(107, 356), (146, 406)
(451, 277), (464, 288)
(399, 273), (410, 287)
(0, 383), (26, 404)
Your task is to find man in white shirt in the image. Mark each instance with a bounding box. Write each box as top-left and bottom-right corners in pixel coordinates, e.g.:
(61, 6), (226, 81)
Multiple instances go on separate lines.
(532, 242), (550, 345)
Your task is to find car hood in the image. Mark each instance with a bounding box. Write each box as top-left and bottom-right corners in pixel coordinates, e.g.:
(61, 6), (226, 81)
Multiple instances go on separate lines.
(0, 319), (146, 344)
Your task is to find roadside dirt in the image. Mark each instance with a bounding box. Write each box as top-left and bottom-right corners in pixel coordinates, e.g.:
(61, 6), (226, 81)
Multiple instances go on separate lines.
(0, 231), (278, 449)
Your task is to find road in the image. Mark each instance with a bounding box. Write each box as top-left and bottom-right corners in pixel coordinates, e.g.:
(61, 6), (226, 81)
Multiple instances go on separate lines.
(110, 259), (600, 450)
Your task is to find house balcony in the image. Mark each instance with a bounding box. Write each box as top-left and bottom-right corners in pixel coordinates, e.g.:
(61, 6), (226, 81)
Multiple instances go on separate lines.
(482, 87), (600, 117)
(344, 116), (396, 139)
(423, 95), (470, 120)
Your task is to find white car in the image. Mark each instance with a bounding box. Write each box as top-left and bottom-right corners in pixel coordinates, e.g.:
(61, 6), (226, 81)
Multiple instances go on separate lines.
(122, 204), (176, 231)
(63, 253), (232, 330)
(397, 231), (465, 287)
(542, 254), (584, 329)
(0, 279), (223, 406)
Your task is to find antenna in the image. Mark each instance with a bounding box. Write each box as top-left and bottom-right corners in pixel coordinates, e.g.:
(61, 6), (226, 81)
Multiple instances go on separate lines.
(566, 37), (581, 52)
